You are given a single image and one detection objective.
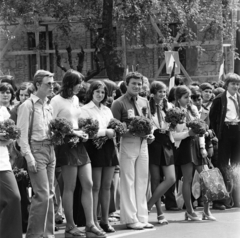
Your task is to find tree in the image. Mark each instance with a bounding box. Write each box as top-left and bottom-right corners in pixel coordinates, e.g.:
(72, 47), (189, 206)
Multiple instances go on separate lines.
(0, 0), (234, 81)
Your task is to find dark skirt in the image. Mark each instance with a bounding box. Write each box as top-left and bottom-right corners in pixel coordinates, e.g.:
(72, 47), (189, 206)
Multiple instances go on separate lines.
(83, 139), (119, 168)
(176, 135), (208, 166)
(148, 129), (175, 166)
(55, 138), (90, 167)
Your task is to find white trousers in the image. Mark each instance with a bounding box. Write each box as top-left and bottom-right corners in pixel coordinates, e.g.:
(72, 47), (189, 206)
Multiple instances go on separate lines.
(119, 136), (149, 224)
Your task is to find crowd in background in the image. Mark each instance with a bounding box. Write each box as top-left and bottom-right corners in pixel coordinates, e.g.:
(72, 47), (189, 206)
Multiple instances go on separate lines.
(0, 69), (239, 238)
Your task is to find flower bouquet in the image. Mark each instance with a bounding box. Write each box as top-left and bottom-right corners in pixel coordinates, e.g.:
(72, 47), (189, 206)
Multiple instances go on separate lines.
(187, 118), (207, 136)
(78, 118), (99, 139)
(128, 116), (152, 138)
(49, 118), (73, 145)
(13, 167), (29, 183)
(165, 108), (186, 130)
(93, 118), (127, 149)
(0, 119), (21, 140)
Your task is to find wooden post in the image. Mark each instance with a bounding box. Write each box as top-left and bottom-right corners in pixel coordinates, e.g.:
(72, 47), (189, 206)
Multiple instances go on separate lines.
(34, 16), (40, 70)
(46, 25), (50, 71)
(154, 60), (166, 80)
(121, 34), (127, 80)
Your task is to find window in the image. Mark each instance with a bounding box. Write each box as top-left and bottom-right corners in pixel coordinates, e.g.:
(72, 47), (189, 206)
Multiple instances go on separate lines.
(90, 28), (117, 78)
(28, 31), (54, 80)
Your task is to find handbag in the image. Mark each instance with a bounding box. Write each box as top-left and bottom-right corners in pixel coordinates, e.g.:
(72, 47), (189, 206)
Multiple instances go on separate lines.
(192, 170), (201, 200)
(9, 99), (35, 169)
(199, 159), (229, 204)
(176, 178), (184, 209)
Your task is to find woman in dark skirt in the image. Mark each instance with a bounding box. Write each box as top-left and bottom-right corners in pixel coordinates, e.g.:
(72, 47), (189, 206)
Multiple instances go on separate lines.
(147, 81), (176, 224)
(172, 85), (216, 221)
(81, 81), (119, 233)
(51, 70), (106, 238)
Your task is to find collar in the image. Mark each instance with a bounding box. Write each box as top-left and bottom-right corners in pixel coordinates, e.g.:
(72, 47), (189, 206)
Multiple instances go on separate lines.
(30, 94), (49, 104)
(84, 100), (103, 109)
(227, 91), (237, 100)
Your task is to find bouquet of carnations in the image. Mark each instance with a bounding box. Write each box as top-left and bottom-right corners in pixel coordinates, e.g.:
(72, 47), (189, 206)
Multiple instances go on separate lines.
(0, 119), (21, 140)
(13, 167), (29, 183)
(128, 116), (152, 137)
(187, 118), (208, 136)
(93, 118), (127, 149)
(49, 118), (73, 145)
(165, 107), (186, 130)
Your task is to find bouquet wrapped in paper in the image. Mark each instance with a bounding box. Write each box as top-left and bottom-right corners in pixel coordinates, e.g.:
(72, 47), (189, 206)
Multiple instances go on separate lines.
(187, 118), (208, 136)
(165, 108), (186, 130)
(0, 119), (21, 140)
(93, 118), (127, 149)
(49, 118), (73, 145)
(128, 116), (152, 138)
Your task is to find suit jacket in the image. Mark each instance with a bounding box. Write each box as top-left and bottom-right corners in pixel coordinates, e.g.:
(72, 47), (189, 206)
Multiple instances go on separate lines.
(209, 91), (240, 140)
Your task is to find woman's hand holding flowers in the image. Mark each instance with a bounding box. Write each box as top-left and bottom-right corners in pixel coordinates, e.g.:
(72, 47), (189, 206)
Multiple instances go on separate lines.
(73, 130), (89, 142)
(146, 134), (155, 144)
(200, 148), (208, 159)
(106, 129), (115, 139)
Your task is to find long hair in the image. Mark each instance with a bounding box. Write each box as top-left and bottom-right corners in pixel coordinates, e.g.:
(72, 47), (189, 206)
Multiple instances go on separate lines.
(149, 81), (168, 115)
(103, 79), (118, 97)
(0, 82), (15, 105)
(175, 85), (196, 117)
(60, 69), (84, 99)
(16, 82), (35, 101)
(84, 81), (108, 105)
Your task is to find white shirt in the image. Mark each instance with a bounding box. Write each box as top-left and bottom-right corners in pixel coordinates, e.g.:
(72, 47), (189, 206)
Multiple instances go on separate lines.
(81, 101), (113, 137)
(0, 106), (12, 171)
(51, 95), (81, 129)
(225, 91), (239, 122)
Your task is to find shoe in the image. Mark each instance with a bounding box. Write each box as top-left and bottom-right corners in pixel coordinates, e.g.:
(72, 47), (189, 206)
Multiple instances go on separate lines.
(185, 212), (202, 221)
(85, 225), (106, 238)
(126, 222), (145, 230)
(212, 204), (226, 210)
(202, 211), (216, 221)
(65, 226), (86, 237)
(165, 206), (181, 211)
(141, 222), (154, 229)
(157, 214), (168, 225)
(99, 222), (115, 233)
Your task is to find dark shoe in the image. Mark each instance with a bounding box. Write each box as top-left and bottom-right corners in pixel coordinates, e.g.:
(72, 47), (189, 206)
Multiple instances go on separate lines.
(165, 207), (181, 211)
(99, 222), (115, 233)
(212, 204), (226, 210)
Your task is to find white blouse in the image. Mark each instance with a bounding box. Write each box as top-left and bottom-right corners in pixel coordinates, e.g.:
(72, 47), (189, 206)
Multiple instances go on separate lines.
(0, 106), (12, 171)
(81, 101), (113, 137)
(172, 105), (205, 148)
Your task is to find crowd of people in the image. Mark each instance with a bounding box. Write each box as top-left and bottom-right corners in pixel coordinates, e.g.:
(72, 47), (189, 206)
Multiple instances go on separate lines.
(0, 69), (239, 238)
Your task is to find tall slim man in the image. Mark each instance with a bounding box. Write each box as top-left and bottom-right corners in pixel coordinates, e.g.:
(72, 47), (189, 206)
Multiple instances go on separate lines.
(209, 73), (240, 209)
(17, 70), (56, 238)
(111, 72), (154, 230)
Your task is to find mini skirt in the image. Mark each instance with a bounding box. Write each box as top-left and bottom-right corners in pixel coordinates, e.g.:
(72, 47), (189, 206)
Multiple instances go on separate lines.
(83, 139), (119, 168)
(55, 136), (91, 167)
(148, 129), (175, 166)
(176, 135), (208, 166)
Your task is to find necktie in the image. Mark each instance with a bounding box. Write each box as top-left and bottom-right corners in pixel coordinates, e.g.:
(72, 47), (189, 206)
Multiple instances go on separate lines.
(229, 96), (240, 118)
(156, 104), (162, 128)
(131, 97), (141, 116)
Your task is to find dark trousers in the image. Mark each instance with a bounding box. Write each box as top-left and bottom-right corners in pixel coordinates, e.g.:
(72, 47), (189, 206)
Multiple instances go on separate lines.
(215, 124), (240, 206)
(0, 170), (22, 238)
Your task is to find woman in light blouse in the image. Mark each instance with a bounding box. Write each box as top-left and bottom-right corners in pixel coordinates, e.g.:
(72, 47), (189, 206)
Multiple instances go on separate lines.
(147, 81), (176, 224)
(81, 81), (119, 233)
(172, 85), (216, 221)
(51, 70), (106, 238)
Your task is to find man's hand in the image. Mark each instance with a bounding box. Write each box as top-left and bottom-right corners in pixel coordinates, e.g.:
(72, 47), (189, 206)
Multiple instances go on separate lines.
(27, 160), (37, 173)
(106, 129), (115, 139)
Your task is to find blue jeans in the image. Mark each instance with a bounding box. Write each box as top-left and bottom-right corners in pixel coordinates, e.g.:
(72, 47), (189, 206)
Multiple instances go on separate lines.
(26, 142), (56, 238)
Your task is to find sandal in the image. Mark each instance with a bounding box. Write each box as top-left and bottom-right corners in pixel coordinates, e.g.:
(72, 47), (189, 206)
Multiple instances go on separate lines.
(157, 214), (168, 225)
(100, 222), (115, 233)
(85, 225), (106, 238)
(65, 225), (86, 237)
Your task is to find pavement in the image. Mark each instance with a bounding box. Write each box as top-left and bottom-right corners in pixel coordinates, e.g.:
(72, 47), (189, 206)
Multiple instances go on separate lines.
(23, 206), (240, 238)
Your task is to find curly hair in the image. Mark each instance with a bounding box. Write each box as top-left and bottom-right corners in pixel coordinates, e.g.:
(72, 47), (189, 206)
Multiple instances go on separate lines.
(84, 80), (108, 105)
(60, 69), (84, 99)
(125, 71), (143, 85)
(0, 82), (15, 105)
(149, 81), (168, 115)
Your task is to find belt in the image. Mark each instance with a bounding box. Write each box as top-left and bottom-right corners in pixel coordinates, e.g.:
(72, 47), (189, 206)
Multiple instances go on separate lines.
(225, 121), (239, 126)
(31, 140), (52, 146)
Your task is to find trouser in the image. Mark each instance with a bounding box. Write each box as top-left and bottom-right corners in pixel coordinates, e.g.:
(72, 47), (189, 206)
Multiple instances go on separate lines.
(0, 170), (22, 238)
(119, 136), (149, 224)
(26, 142), (56, 238)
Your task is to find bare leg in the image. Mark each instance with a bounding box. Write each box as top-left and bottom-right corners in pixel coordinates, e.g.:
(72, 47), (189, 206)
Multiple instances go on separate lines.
(61, 166), (77, 227)
(100, 166), (115, 224)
